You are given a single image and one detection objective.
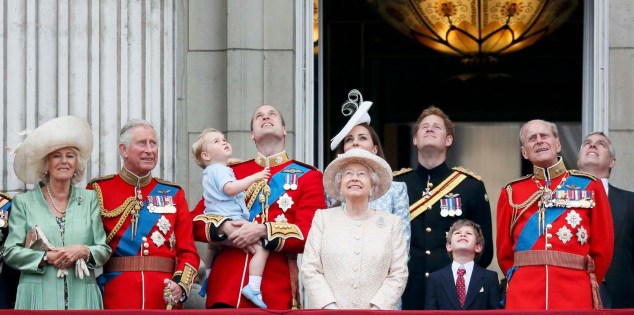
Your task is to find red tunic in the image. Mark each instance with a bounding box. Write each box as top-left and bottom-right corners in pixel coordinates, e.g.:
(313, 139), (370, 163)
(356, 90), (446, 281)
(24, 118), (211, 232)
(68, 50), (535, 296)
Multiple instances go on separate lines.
(89, 172), (199, 309)
(192, 157), (326, 309)
(497, 167), (613, 309)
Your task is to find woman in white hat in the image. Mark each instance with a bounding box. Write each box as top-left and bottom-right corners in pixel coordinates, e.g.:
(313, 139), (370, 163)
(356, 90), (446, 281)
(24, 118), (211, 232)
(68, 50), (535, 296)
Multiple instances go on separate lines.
(3, 116), (111, 310)
(328, 90), (411, 252)
(301, 148), (408, 310)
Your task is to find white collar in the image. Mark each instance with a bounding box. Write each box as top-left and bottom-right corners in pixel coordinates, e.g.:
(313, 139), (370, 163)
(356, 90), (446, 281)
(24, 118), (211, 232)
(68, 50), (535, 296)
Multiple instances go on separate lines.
(452, 260), (474, 275)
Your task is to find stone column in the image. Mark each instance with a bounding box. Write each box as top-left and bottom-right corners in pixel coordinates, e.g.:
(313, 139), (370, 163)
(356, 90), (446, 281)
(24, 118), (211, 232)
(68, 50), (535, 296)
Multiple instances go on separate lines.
(0, 0), (178, 193)
(183, 0), (298, 202)
(608, 0), (634, 191)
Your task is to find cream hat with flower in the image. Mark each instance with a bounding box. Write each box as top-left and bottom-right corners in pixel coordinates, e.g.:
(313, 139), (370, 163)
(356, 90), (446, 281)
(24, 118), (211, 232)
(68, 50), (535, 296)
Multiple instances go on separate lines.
(13, 116), (93, 184)
(323, 148), (393, 202)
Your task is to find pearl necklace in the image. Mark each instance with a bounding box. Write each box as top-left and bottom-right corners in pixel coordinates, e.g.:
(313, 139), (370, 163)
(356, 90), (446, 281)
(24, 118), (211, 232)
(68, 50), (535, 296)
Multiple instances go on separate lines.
(343, 204), (370, 221)
(46, 185), (68, 214)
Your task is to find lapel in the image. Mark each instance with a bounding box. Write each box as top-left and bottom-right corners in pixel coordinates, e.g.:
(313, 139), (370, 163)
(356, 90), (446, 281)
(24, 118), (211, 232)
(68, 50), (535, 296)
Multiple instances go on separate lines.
(463, 265), (485, 309)
(609, 185), (626, 236)
(439, 265), (462, 309)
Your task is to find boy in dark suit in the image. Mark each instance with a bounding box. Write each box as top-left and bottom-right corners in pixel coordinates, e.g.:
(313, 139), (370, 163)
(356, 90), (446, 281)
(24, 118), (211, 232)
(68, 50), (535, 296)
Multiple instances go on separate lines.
(425, 219), (501, 310)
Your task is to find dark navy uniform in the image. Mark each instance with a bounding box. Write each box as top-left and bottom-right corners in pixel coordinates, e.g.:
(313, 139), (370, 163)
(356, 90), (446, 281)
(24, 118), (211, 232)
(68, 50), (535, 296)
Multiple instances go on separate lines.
(394, 163), (493, 310)
(0, 192), (19, 309)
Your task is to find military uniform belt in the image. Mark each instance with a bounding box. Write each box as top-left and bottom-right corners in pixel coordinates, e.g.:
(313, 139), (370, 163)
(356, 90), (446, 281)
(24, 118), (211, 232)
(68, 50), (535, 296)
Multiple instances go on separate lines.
(514, 250), (602, 309)
(104, 256), (175, 273)
(514, 250), (586, 270)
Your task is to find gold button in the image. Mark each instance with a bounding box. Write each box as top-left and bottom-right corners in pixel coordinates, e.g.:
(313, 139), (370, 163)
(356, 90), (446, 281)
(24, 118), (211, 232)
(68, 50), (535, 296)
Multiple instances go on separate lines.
(546, 224), (553, 229)
(142, 237), (148, 242)
(143, 243), (149, 248)
(546, 244), (552, 249)
(425, 250), (431, 255)
(143, 249), (149, 255)
(425, 227), (432, 233)
(546, 233), (552, 239)
(425, 272), (430, 278)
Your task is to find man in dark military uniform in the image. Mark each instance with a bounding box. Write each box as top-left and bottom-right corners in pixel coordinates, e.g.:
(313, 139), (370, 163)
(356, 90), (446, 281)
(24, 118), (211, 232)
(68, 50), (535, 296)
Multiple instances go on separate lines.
(394, 106), (493, 310)
(0, 192), (19, 309)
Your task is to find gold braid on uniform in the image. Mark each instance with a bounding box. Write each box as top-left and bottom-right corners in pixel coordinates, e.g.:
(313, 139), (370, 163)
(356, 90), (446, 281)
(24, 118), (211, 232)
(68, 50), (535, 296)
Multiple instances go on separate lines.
(245, 179), (267, 210)
(452, 166), (482, 181)
(506, 185), (542, 235)
(172, 263), (197, 295)
(92, 182), (136, 243)
(569, 169), (598, 180)
(192, 214), (231, 242)
(0, 192), (11, 200)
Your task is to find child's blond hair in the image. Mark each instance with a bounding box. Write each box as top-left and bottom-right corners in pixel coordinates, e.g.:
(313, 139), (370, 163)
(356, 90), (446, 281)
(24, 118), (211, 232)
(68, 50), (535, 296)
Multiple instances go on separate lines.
(192, 128), (221, 169)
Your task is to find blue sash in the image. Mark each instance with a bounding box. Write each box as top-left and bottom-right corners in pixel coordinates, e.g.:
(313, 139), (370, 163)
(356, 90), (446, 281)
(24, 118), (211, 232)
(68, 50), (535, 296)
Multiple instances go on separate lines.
(515, 175), (591, 252)
(98, 182), (177, 289)
(248, 163), (310, 221)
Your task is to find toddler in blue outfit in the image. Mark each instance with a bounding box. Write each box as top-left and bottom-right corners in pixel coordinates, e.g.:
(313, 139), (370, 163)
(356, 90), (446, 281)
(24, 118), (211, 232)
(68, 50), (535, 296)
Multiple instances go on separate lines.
(192, 128), (270, 308)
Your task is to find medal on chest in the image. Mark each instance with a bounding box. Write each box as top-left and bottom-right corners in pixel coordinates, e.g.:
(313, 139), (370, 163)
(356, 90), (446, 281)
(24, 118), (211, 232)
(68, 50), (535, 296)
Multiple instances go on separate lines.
(440, 193), (462, 217)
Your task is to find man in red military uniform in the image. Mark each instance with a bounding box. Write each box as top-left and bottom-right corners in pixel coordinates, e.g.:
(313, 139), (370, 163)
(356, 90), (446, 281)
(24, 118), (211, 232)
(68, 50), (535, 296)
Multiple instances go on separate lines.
(88, 119), (199, 309)
(497, 119), (613, 309)
(191, 105), (326, 309)
(0, 192), (19, 309)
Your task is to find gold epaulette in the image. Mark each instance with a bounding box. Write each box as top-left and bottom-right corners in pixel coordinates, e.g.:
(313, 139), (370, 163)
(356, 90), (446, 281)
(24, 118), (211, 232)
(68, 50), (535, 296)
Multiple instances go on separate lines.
(505, 174), (532, 187)
(292, 160), (320, 171)
(393, 168), (412, 177)
(569, 169), (599, 181)
(155, 178), (182, 189)
(452, 166), (482, 181)
(88, 174), (115, 185)
(0, 192), (11, 201)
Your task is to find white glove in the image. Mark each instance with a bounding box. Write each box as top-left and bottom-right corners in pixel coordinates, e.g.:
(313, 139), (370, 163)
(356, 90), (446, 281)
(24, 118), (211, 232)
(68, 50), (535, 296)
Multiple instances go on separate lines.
(57, 268), (68, 278)
(75, 258), (90, 279)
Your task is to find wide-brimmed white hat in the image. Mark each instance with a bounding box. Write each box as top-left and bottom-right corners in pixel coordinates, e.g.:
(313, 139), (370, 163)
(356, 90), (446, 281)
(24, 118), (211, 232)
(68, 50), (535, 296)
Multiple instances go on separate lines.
(13, 116), (93, 184)
(323, 148), (392, 202)
(330, 89), (373, 151)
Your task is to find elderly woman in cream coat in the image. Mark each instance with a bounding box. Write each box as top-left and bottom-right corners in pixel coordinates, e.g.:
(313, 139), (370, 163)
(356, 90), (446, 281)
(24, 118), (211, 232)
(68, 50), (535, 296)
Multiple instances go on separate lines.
(301, 148), (408, 310)
(3, 116), (111, 309)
